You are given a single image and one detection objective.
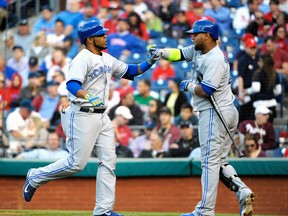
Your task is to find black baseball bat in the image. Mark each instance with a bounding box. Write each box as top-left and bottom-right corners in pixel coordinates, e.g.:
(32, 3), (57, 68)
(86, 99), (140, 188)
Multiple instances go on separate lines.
(197, 75), (244, 158)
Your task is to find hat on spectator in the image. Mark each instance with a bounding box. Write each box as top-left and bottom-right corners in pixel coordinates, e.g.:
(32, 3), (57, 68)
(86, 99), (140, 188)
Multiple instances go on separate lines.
(29, 56), (38, 67)
(28, 72), (41, 79)
(19, 19), (28, 26)
(124, 0), (134, 4)
(109, 2), (121, 10)
(180, 120), (193, 129)
(115, 106), (133, 119)
(245, 37), (257, 48)
(12, 45), (24, 51)
(144, 120), (156, 130)
(193, 2), (204, 8)
(255, 105), (272, 115)
(46, 80), (59, 87)
(2, 30), (14, 41)
(240, 33), (254, 42)
(41, 5), (53, 11)
(119, 88), (131, 99)
(159, 106), (172, 115)
(20, 98), (34, 111)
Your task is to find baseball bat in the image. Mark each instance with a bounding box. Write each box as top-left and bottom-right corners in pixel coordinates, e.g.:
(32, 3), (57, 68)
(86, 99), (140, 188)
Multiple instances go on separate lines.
(196, 75), (244, 158)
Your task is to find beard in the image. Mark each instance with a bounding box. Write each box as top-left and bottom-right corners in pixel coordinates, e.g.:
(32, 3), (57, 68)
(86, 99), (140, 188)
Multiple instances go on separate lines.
(194, 42), (204, 51)
(93, 41), (107, 50)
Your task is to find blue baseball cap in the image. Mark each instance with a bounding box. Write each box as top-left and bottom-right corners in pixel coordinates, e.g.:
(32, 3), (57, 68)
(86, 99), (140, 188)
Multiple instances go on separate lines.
(20, 98), (34, 111)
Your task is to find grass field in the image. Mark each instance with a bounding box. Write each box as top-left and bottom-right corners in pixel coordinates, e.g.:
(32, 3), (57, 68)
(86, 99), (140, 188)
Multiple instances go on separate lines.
(0, 210), (275, 216)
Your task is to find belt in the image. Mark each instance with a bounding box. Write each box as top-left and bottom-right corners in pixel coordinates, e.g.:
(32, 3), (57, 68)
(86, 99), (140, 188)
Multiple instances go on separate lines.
(79, 107), (106, 113)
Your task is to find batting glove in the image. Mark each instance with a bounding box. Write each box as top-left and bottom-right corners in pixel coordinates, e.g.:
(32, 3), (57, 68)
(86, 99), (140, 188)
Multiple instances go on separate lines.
(147, 44), (161, 65)
(180, 80), (194, 92)
(85, 93), (104, 107)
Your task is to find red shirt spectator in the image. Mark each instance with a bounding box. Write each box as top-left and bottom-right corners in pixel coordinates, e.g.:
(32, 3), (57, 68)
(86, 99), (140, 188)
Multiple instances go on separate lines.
(152, 59), (175, 81)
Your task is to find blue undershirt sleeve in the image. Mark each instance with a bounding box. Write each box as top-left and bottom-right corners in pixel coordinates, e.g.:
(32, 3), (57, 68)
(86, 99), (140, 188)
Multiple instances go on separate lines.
(122, 60), (152, 80)
(201, 83), (216, 96)
(66, 80), (82, 96)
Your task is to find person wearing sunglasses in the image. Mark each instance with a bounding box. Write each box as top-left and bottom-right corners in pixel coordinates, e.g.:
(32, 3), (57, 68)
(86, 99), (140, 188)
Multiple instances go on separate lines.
(243, 133), (266, 158)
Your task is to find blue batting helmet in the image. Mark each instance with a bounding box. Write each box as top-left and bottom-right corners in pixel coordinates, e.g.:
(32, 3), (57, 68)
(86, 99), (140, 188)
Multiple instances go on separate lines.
(78, 21), (109, 44)
(186, 20), (219, 40)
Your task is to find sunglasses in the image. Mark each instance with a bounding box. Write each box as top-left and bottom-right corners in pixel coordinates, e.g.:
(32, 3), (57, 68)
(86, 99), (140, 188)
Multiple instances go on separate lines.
(245, 144), (255, 148)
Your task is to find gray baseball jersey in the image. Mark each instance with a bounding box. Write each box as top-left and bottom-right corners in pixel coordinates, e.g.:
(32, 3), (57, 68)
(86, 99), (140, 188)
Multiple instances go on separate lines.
(181, 45), (234, 111)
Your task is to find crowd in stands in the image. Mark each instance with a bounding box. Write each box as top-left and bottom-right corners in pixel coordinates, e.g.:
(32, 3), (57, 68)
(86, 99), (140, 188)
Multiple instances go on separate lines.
(0, 0), (287, 159)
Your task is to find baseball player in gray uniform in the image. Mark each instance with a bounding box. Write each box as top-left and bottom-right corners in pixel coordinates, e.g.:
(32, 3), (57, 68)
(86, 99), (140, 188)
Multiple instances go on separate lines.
(152, 20), (255, 216)
(22, 21), (158, 216)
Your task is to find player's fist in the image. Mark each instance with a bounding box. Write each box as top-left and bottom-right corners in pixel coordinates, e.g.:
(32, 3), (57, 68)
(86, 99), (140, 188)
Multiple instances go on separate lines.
(147, 44), (161, 64)
(85, 93), (104, 107)
(180, 80), (194, 92)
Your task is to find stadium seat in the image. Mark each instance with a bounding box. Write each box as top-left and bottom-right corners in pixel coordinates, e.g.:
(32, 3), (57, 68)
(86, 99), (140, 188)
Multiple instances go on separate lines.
(171, 61), (192, 80)
(124, 52), (147, 64)
(177, 38), (192, 49)
(148, 36), (178, 48)
(265, 148), (284, 157)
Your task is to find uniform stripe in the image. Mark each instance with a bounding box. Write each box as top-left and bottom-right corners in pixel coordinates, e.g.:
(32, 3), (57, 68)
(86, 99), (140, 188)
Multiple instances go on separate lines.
(28, 111), (76, 182)
(197, 109), (214, 215)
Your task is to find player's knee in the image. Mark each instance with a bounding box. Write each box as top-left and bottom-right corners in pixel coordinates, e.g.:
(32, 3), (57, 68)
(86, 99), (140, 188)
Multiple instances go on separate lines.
(219, 164), (239, 192)
(71, 159), (87, 172)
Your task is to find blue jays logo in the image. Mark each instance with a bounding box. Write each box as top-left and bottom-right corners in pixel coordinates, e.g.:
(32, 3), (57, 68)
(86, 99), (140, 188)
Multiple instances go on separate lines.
(88, 65), (112, 79)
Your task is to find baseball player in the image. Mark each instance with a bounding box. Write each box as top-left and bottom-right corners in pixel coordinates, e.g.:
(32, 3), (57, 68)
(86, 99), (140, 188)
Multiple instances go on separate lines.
(22, 20), (158, 216)
(151, 20), (255, 216)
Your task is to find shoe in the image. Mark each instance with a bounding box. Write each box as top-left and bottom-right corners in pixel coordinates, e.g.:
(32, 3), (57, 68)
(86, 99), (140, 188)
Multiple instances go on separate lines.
(180, 213), (194, 216)
(22, 169), (37, 202)
(95, 211), (124, 216)
(240, 192), (255, 216)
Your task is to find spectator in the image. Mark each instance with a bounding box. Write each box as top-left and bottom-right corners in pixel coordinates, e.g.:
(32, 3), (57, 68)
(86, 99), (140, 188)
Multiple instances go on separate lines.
(80, 2), (100, 24)
(15, 132), (68, 159)
(6, 73), (22, 107)
(233, 0), (259, 32)
(168, 10), (191, 39)
(32, 80), (60, 127)
(51, 69), (67, 96)
(28, 56), (39, 72)
(164, 77), (188, 117)
(46, 19), (66, 47)
(264, 0), (284, 25)
(33, 5), (56, 35)
(144, 10), (163, 38)
(0, 73), (11, 111)
(106, 80), (121, 114)
(242, 133), (266, 158)
(14, 19), (34, 55)
(29, 31), (50, 66)
(169, 120), (200, 157)
(138, 130), (170, 158)
(18, 72), (43, 102)
(116, 78), (134, 95)
(134, 79), (158, 115)
(262, 36), (288, 81)
(56, 0), (83, 39)
(152, 58), (175, 81)
(129, 120), (155, 157)
(158, 0), (178, 35)
(250, 53), (282, 123)
(188, 2), (215, 28)
(7, 46), (29, 87)
(121, 0), (136, 19)
(238, 105), (276, 152)
(204, 0), (232, 34)
(6, 99), (35, 157)
(246, 10), (271, 38)
(237, 37), (260, 122)
(0, 54), (17, 83)
(109, 90), (144, 126)
(279, 0), (288, 13)
(133, 0), (149, 21)
(113, 106), (135, 147)
(61, 35), (79, 59)
(273, 25), (288, 52)
(147, 98), (163, 126)
(128, 11), (150, 40)
(157, 106), (181, 151)
(107, 18), (146, 60)
(174, 103), (198, 127)
(104, 2), (122, 35)
(1, 30), (14, 60)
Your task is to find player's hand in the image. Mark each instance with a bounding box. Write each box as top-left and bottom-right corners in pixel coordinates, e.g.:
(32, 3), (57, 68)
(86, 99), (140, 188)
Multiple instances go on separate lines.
(147, 44), (161, 64)
(85, 93), (104, 107)
(180, 80), (192, 91)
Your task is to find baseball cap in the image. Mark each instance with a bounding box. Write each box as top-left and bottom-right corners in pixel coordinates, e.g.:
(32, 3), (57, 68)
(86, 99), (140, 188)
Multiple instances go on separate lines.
(2, 30), (14, 41)
(245, 38), (257, 48)
(28, 72), (41, 79)
(115, 106), (133, 119)
(12, 45), (24, 51)
(180, 120), (193, 129)
(46, 80), (59, 87)
(193, 2), (204, 8)
(29, 56), (38, 66)
(144, 120), (156, 130)
(109, 2), (120, 10)
(124, 0), (134, 4)
(255, 106), (272, 115)
(41, 5), (53, 11)
(19, 19), (28, 26)
(20, 98), (34, 111)
(159, 106), (172, 115)
(240, 33), (254, 42)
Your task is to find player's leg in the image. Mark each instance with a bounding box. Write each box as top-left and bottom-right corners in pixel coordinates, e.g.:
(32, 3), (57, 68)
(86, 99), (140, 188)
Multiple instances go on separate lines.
(190, 108), (221, 216)
(93, 113), (117, 216)
(23, 105), (101, 201)
(219, 106), (254, 216)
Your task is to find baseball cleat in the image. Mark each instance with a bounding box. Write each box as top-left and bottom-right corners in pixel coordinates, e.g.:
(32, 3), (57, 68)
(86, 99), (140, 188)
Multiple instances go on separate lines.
(22, 169), (37, 202)
(240, 192), (255, 216)
(96, 210), (124, 216)
(180, 213), (195, 216)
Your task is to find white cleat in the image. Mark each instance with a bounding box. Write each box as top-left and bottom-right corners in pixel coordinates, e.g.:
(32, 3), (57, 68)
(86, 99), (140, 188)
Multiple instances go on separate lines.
(240, 192), (255, 216)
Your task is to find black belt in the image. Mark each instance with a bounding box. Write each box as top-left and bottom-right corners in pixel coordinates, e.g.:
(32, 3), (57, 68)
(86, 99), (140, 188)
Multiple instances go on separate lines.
(79, 107), (106, 113)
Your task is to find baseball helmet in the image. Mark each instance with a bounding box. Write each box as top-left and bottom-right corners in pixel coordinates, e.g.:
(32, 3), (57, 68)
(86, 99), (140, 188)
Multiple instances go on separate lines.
(78, 20), (109, 44)
(186, 20), (219, 40)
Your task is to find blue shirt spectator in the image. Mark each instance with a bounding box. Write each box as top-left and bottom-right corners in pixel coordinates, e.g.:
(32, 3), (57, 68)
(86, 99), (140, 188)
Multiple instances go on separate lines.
(33, 5), (57, 35)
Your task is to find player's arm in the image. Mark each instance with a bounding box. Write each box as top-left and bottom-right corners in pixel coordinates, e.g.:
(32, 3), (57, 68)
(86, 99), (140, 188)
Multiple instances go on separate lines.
(180, 81), (214, 97)
(153, 48), (185, 62)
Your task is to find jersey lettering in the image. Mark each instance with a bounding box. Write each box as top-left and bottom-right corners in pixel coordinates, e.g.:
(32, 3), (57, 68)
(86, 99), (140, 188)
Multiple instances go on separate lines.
(88, 65), (112, 80)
